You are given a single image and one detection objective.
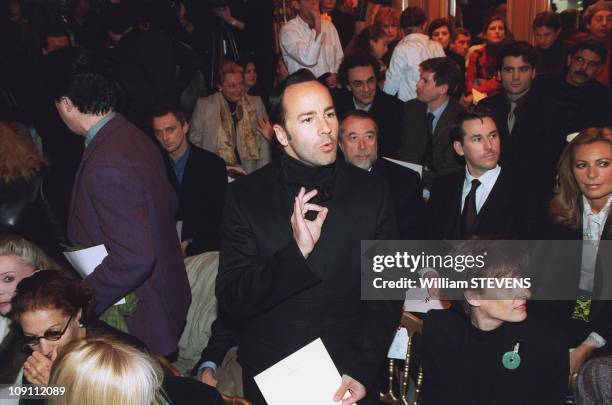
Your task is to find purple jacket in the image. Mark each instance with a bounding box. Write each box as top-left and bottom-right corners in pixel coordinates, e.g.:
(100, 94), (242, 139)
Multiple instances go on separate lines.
(68, 113), (191, 356)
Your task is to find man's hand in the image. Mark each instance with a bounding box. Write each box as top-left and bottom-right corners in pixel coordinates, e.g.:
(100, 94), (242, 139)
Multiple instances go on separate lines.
(180, 241), (189, 258)
(24, 348), (57, 386)
(213, 6), (233, 24)
(256, 116), (275, 142)
(333, 374), (366, 404)
(198, 368), (218, 387)
(291, 187), (328, 258)
(311, 0), (322, 35)
(326, 73), (338, 88)
(570, 343), (595, 374)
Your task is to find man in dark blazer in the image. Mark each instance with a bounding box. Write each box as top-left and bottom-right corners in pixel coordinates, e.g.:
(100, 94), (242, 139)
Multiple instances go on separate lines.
(49, 48), (190, 358)
(427, 106), (525, 240)
(339, 110), (424, 239)
(479, 41), (566, 236)
(397, 57), (465, 189)
(335, 53), (403, 157)
(151, 105), (227, 256)
(215, 70), (401, 404)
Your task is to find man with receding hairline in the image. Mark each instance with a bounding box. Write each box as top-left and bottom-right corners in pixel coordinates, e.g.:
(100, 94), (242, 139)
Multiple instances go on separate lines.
(215, 69), (400, 404)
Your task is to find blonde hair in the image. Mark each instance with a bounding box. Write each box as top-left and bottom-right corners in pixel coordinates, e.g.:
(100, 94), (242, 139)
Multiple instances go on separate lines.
(372, 7), (400, 32)
(0, 122), (47, 183)
(549, 127), (612, 232)
(217, 60), (244, 87)
(0, 234), (57, 271)
(48, 337), (168, 405)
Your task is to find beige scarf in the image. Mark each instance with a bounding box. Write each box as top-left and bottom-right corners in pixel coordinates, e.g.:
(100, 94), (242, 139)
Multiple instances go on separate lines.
(216, 95), (260, 166)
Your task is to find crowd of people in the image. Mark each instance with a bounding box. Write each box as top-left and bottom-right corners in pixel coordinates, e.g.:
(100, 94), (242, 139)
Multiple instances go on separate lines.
(1, 0), (612, 404)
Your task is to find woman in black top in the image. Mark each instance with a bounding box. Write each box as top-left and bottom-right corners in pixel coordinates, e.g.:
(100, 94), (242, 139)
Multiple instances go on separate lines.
(421, 241), (568, 405)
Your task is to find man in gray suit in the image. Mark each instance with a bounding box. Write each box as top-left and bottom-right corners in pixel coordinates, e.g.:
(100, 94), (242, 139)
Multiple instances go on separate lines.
(49, 48), (190, 358)
(398, 57), (464, 189)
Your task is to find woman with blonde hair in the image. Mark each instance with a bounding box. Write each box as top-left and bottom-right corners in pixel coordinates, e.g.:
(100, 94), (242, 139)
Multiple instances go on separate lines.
(538, 127), (612, 376)
(371, 6), (401, 68)
(0, 122), (65, 259)
(48, 337), (168, 405)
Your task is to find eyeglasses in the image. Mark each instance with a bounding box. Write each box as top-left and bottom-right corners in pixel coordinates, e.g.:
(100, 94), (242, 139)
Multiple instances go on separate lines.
(23, 314), (73, 348)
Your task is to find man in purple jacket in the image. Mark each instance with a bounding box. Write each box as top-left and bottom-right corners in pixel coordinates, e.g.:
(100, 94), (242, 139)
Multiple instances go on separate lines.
(48, 48), (191, 358)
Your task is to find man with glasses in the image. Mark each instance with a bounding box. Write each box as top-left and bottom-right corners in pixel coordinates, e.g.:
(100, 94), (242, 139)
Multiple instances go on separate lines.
(334, 53), (403, 157)
(534, 39), (612, 133)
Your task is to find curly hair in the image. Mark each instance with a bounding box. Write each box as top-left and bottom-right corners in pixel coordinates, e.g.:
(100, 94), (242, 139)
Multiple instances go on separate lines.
(549, 127), (612, 231)
(0, 122), (47, 183)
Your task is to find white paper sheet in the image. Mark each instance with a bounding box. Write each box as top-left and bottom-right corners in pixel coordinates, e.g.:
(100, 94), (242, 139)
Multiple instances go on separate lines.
(63, 245), (125, 305)
(254, 338), (347, 405)
(387, 327), (409, 360)
(176, 220), (183, 240)
(382, 157), (422, 177)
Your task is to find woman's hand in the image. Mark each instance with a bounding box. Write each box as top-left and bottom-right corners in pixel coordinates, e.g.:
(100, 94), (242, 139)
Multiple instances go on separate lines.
(24, 348), (58, 385)
(570, 343), (595, 374)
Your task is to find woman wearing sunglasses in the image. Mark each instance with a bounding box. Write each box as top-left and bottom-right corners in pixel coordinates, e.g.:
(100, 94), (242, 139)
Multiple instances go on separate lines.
(9, 270), (143, 386)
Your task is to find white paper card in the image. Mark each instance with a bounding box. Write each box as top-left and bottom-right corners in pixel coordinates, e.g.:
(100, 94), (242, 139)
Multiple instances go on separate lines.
(403, 286), (448, 313)
(387, 327), (409, 360)
(382, 157), (422, 177)
(254, 338), (346, 405)
(176, 220), (183, 240)
(63, 245), (126, 305)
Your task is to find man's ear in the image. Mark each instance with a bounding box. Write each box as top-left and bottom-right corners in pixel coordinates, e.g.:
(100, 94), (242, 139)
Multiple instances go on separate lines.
(439, 83), (449, 96)
(464, 290), (481, 307)
(453, 140), (465, 157)
(566, 53), (572, 68)
(56, 97), (74, 114)
(273, 123), (289, 146)
(182, 121), (190, 134)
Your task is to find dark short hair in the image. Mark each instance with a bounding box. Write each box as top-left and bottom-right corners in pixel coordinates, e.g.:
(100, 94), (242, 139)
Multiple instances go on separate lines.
(497, 41), (540, 71)
(9, 270), (93, 323)
(45, 47), (117, 115)
(428, 18), (451, 38)
(451, 27), (470, 42)
(450, 105), (496, 144)
(567, 38), (608, 64)
(150, 104), (187, 126)
(269, 69), (318, 127)
(338, 53), (380, 87)
(400, 6), (427, 30)
(533, 11), (561, 31)
(419, 57), (463, 96)
(339, 109), (379, 139)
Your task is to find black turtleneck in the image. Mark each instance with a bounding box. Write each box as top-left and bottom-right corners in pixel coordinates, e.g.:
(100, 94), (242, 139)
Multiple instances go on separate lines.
(279, 153), (338, 210)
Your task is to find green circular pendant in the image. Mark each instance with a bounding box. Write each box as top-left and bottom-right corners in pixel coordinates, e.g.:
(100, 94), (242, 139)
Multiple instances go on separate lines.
(502, 351), (521, 370)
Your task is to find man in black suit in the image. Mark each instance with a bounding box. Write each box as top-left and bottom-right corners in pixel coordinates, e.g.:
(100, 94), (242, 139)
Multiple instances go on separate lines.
(215, 70), (400, 404)
(534, 39), (612, 133)
(335, 53), (403, 157)
(339, 110), (424, 239)
(427, 106), (524, 240)
(151, 105), (227, 256)
(398, 57), (465, 190)
(479, 41), (565, 235)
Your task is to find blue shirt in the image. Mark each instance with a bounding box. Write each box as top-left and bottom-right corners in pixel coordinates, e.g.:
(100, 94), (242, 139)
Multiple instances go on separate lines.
(85, 112), (116, 147)
(427, 98), (449, 133)
(173, 144), (191, 184)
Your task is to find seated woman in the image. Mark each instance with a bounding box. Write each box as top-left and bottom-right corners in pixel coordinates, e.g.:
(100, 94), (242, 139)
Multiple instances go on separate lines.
(48, 337), (169, 405)
(541, 127), (612, 374)
(9, 270), (144, 386)
(465, 15), (511, 99)
(428, 18), (452, 51)
(0, 235), (57, 393)
(421, 241), (568, 405)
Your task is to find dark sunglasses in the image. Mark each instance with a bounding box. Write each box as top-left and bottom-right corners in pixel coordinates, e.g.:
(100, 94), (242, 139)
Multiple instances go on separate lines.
(23, 314), (74, 348)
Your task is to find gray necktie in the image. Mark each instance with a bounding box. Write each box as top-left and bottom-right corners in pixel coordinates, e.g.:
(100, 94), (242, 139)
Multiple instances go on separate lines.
(507, 101), (517, 134)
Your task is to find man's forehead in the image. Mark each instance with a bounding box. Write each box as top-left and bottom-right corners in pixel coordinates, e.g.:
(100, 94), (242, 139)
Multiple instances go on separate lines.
(574, 49), (602, 63)
(502, 55), (532, 67)
(284, 81), (333, 115)
(463, 117), (496, 134)
(223, 72), (244, 84)
(342, 116), (377, 133)
(153, 113), (180, 128)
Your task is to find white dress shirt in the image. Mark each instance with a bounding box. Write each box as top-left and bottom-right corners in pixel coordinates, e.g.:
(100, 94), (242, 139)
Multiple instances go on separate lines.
(280, 14), (344, 78)
(460, 165), (501, 213)
(383, 33), (445, 102)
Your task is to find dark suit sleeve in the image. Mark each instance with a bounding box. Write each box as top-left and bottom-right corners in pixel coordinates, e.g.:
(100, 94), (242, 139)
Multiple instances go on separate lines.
(215, 185), (321, 319)
(395, 170), (425, 239)
(86, 164), (158, 313)
(186, 156), (227, 255)
(191, 315), (239, 374)
(341, 181), (402, 388)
